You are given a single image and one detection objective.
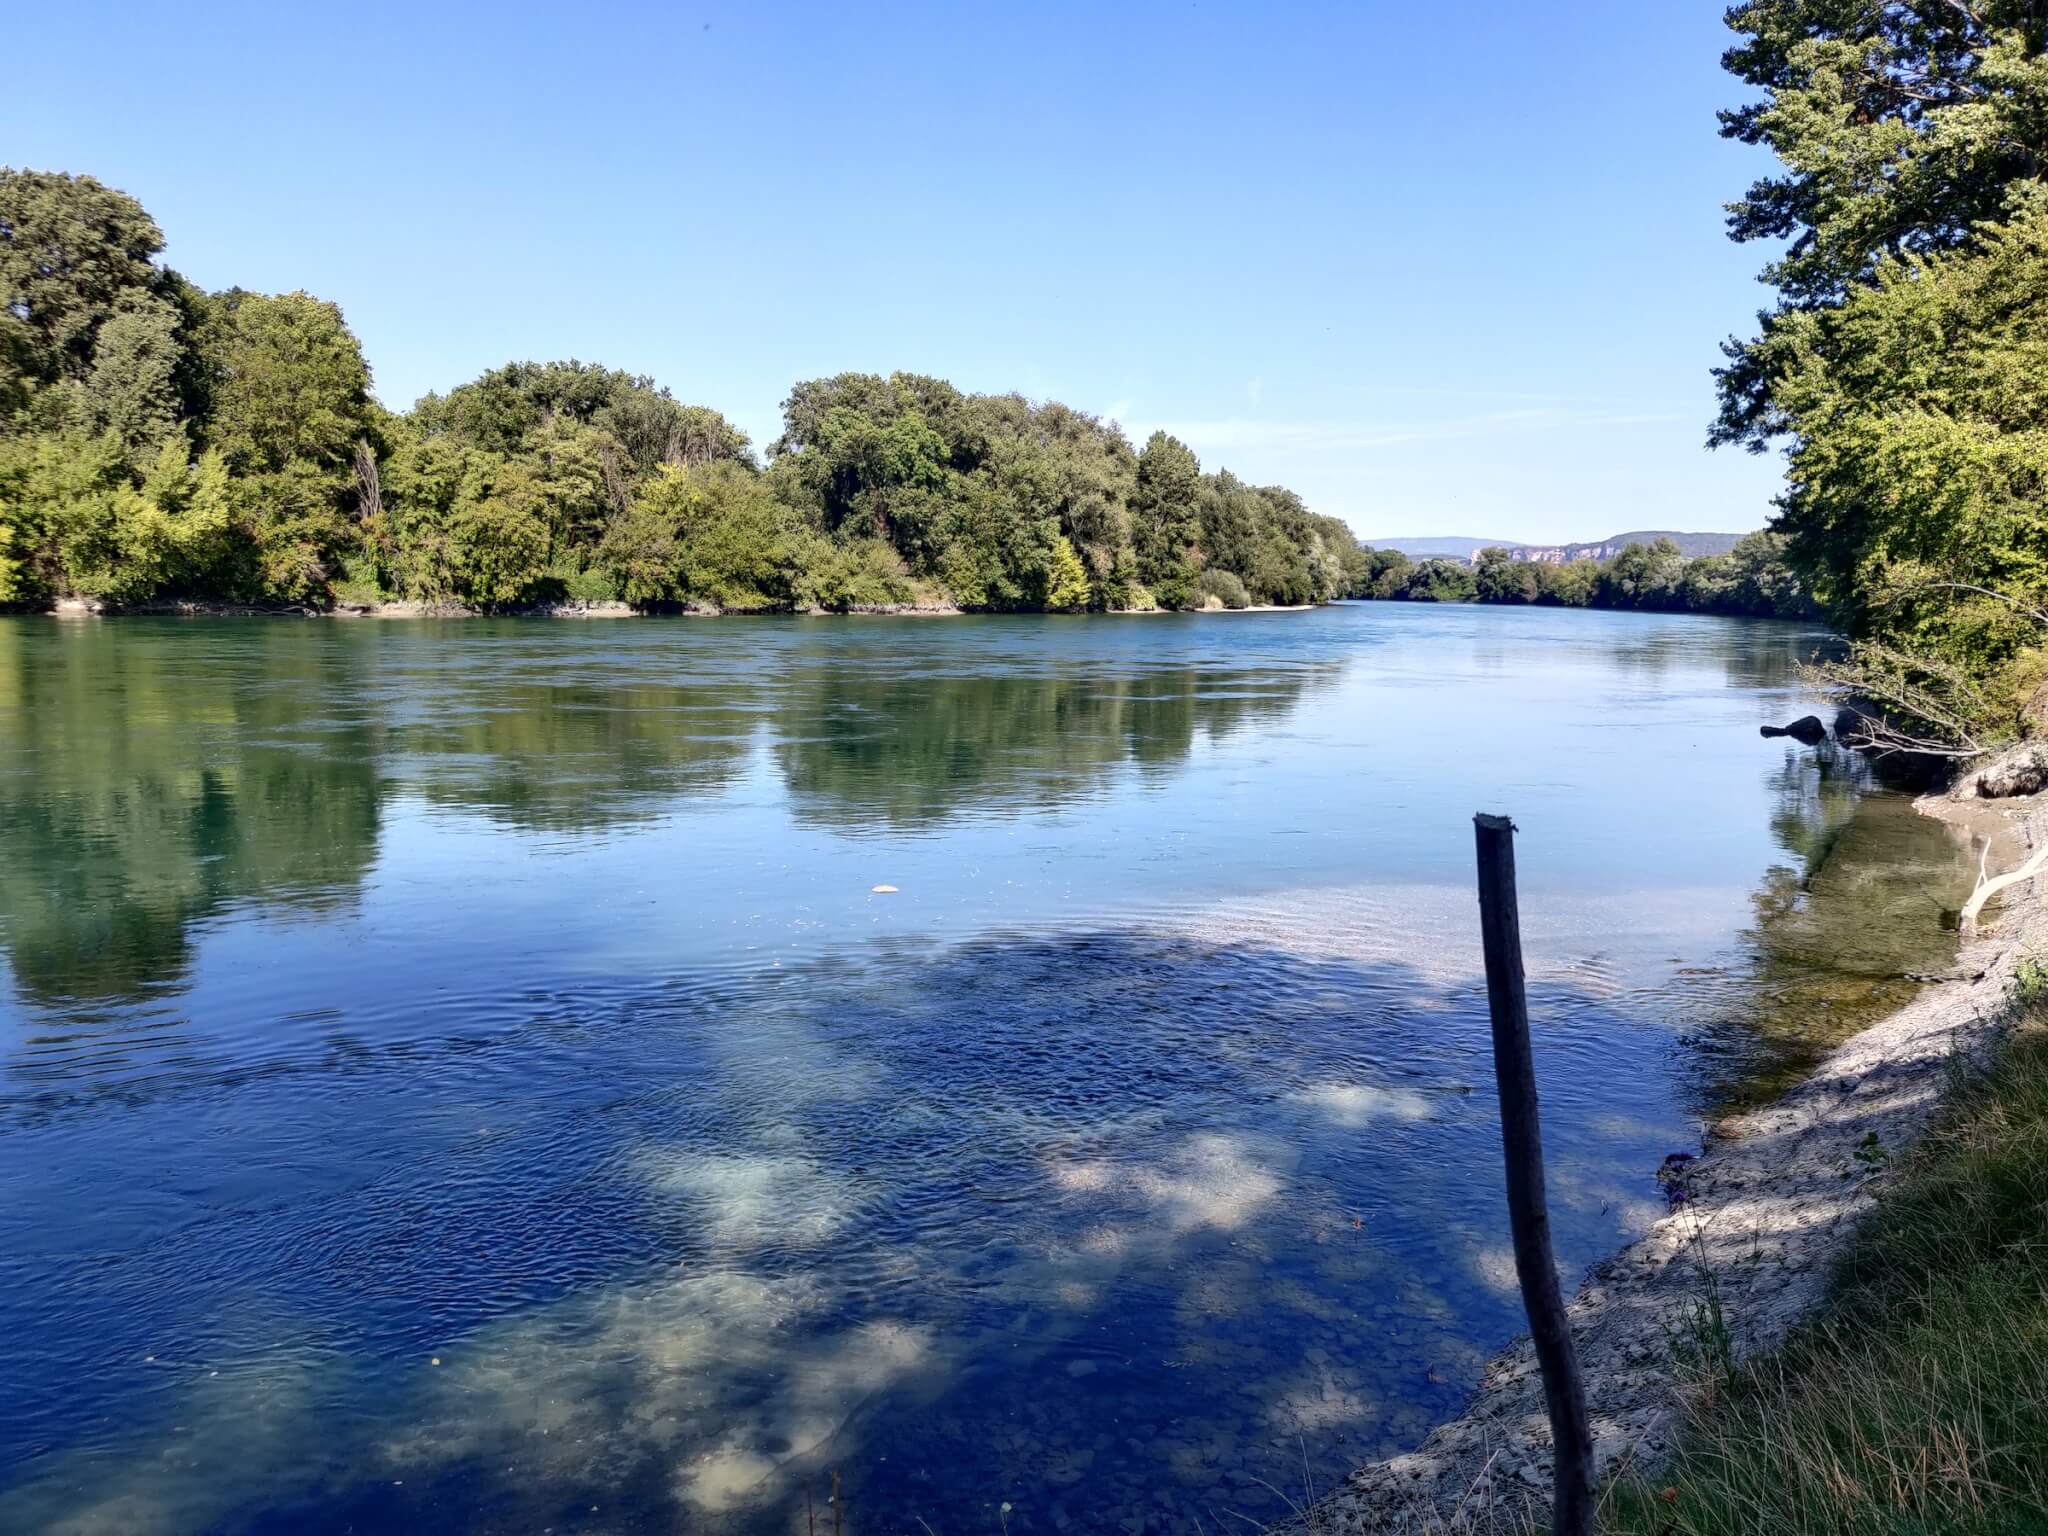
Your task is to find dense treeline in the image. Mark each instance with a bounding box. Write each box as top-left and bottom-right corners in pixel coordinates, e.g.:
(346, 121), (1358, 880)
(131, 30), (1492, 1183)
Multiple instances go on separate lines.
(1351, 533), (1819, 619)
(0, 170), (1369, 615)
(1713, 1), (2048, 745)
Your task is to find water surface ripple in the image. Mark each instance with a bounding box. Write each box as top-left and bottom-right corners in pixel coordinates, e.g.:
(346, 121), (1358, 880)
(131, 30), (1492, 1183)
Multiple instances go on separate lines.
(0, 607), (1972, 1534)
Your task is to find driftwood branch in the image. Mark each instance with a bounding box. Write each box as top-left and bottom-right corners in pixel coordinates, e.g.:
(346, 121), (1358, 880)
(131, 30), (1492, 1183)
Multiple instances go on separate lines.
(1474, 813), (1593, 1535)
(1836, 713), (1985, 760)
(1961, 837), (2048, 934)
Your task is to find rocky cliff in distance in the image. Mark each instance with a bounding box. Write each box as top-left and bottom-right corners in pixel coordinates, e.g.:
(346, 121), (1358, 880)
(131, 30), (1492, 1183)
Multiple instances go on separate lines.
(1377, 530), (1748, 565)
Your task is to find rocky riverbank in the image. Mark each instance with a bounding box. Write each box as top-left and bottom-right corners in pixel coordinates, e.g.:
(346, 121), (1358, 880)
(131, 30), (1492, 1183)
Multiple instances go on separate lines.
(33, 595), (1320, 620)
(1291, 781), (2047, 1534)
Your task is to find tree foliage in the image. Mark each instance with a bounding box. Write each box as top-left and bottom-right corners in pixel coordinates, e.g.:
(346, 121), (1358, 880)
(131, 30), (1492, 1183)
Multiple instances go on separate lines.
(1354, 534), (1819, 619)
(1714, 2), (2048, 735)
(0, 171), (1368, 617)
(0, 168), (167, 394)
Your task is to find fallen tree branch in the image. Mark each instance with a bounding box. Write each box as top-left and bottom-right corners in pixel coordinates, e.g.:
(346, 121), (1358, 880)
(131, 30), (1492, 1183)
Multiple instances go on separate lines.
(1874, 580), (2048, 630)
(1960, 837), (2048, 935)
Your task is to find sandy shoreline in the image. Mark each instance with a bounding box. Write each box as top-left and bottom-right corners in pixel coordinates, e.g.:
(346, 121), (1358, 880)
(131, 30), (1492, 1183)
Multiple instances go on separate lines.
(1291, 788), (2046, 1533)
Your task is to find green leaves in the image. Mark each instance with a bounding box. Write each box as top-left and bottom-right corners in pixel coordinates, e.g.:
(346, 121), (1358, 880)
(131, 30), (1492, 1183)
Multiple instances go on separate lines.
(1715, 3), (2048, 735)
(0, 169), (166, 391)
(200, 290), (372, 476)
(761, 373), (1346, 613)
(0, 170), (1367, 617)
(1715, 2), (2048, 448)
(598, 461), (796, 611)
(1767, 212), (2048, 678)
(1041, 535), (1092, 612)
(82, 297), (185, 461)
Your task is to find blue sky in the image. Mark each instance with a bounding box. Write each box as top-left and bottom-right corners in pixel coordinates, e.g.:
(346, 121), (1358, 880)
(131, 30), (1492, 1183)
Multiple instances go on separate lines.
(5, 2), (1787, 544)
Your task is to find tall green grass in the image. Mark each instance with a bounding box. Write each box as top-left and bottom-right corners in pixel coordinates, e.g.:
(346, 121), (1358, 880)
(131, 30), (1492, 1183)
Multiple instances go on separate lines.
(1604, 980), (2048, 1535)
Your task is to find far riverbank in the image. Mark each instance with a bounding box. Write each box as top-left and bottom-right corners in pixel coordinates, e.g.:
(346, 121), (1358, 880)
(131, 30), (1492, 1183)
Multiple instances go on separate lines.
(27, 595), (1322, 620)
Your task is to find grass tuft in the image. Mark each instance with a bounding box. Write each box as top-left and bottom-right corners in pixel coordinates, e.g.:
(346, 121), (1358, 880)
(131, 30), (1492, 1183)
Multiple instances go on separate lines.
(1603, 986), (2048, 1535)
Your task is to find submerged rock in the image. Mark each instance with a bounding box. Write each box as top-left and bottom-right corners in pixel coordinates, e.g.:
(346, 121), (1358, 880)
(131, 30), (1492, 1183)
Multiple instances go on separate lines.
(1761, 714), (1827, 745)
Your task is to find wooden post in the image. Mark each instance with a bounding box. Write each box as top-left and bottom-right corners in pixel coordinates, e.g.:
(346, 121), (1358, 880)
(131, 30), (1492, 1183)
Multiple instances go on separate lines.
(1473, 813), (1594, 1536)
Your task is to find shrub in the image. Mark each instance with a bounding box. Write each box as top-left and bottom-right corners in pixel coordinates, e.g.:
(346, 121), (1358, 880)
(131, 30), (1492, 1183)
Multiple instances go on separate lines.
(1196, 568), (1250, 609)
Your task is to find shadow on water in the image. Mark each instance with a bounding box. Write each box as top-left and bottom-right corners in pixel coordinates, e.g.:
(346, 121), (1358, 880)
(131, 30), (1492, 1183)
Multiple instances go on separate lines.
(0, 926), (1684, 1536)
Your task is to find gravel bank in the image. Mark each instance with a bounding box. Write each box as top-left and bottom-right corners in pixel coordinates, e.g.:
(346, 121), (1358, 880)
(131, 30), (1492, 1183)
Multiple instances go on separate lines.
(1293, 791), (2046, 1534)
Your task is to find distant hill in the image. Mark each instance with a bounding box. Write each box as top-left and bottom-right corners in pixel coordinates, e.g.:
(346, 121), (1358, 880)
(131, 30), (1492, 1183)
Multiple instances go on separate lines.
(1374, 536), (1499, 561)
(1374, 530), (1749, 565)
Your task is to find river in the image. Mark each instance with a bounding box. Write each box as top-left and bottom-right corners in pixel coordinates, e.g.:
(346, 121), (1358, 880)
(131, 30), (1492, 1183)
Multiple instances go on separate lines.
(0, 604), (1976, 1534)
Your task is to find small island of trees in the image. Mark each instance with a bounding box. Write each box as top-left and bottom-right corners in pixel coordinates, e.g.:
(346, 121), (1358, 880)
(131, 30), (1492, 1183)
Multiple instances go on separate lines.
(1, 167), (1809, 625)
(0, 170), (1378, 617)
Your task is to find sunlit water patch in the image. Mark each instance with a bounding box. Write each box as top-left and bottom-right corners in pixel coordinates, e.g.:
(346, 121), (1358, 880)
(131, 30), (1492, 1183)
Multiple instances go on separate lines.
(0, 607), (1975, 1533)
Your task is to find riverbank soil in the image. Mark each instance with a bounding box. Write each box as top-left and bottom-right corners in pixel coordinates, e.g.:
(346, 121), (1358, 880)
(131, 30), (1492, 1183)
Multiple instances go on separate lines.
(1601, 994), (2048, 1535)
(1294, 790), (2047, 1535)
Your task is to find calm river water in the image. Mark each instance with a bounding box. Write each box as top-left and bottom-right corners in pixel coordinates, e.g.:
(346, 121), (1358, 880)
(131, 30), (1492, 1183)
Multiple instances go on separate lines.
(0, 606), (1975, 1535)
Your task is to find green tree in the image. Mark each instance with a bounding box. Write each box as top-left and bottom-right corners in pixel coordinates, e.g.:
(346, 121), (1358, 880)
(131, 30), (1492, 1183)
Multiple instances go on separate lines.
(1727, 529), (1814, 619)
(1197, 472), (1260, 590)
(0, 169), (166, 393)
(599, 460), (792, 610)
(1309, 514), (1370, 601)
(0, 428), (126, 601)
(382, 436), (479, 601)
(773, 374), (958, 556)
(198, 289), (375, 602)
(1595, 539), (1685, 610)
(1712, 1), (2048, 735)
(82, 437), (233, 602)
(1027, 401), (1135, 602)
(1196, 567), (1251, 609)
(1715, 2), (2048, 447)
(201, 289), (372, 475)
(1474, 546), (1538, 604)
(81, 297), (185, 461)
(1533, 559), (1597, 608)
(525, 416), (629, 571)
(1042, 534), (1091, 611)
(1397, 558), (1478, 603)
(448, 462), (552, 609)
(781, 530), (910, 611)
(1362, 546), (1413, 598)
(1763, 213), (2048, 667)
(413, 360), (748, 476)
(1130, 432), (1203, 609)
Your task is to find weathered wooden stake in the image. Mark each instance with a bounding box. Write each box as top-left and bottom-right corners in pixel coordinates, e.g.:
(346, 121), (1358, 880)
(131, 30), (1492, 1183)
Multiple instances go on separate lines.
(1474, 813), (1594, 1536)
